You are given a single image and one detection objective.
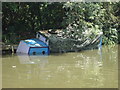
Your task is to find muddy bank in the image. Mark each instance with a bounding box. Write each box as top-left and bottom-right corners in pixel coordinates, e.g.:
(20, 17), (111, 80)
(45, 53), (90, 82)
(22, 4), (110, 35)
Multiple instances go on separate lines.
(1, 43), (18, 55)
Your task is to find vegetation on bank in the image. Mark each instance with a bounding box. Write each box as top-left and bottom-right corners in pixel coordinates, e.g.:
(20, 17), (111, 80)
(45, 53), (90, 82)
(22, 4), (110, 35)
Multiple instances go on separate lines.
(2, 2), (120, 45)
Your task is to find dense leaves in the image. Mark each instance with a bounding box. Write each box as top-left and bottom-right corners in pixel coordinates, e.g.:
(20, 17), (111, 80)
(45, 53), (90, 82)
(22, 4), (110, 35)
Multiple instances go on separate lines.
(2, 2), (120, 45)
(2, 2), (66, 44)
(62, 2), (120, 45)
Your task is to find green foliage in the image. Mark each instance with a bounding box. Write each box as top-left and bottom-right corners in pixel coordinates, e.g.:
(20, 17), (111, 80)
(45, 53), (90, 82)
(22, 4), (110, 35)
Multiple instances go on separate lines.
(62, 2), (120, 45)
(2, 2), (120, 45)
(2, 2), (65, 44)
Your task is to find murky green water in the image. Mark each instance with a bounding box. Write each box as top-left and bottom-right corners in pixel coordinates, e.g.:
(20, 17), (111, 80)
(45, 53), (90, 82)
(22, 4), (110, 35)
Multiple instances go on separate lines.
(2, 45), (118, 88)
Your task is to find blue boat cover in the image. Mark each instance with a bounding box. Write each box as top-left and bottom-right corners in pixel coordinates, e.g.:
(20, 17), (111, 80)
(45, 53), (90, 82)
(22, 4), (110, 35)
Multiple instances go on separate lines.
(23, 38), (48, 47)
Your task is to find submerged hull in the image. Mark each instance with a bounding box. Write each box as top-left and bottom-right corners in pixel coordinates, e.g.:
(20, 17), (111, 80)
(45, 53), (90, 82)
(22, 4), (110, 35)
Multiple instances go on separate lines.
(48, 35), (102, 53)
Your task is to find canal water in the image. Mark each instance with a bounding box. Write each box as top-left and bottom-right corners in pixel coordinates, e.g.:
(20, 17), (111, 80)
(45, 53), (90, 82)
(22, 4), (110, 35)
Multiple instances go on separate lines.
(2, 45), (118, 88)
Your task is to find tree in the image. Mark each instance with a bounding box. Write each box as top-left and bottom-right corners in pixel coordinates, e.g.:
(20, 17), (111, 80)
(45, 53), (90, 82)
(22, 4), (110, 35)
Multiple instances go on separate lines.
(62, 2), (120, 45)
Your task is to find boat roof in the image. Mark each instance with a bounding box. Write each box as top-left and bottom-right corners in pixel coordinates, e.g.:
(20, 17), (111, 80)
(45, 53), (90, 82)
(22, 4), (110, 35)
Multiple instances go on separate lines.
(23, 38), (48, 47)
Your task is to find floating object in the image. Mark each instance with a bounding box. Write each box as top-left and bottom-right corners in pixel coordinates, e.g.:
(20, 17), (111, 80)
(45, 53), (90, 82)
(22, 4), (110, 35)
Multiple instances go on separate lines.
(17, 38), (49, 55)
(12, 65), (16, 68)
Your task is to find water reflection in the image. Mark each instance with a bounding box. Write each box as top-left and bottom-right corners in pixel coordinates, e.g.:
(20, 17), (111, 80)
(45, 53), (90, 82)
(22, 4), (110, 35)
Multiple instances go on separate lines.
(2, 45), (118, 88)
(17, 54), (48, 65)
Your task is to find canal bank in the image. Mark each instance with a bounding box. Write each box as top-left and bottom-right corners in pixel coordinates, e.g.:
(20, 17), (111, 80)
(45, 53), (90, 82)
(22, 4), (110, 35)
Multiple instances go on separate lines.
(1, 44), (18, 54)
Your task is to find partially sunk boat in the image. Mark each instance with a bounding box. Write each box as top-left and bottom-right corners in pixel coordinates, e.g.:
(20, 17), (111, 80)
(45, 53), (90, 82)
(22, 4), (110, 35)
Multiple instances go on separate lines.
(37, 29), (103, 53)
(17, 29), (102, 55)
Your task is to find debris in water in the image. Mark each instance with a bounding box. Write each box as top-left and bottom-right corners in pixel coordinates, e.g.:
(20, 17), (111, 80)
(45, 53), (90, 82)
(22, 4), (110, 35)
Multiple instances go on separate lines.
(12, 65), (16, 68)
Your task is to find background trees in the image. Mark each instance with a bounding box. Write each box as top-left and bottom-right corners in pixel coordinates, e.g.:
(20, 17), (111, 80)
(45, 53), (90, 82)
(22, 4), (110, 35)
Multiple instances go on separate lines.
(2, 2), (66, 44)
(2, 2), (120, 45)
(62, 2), (120, 45)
